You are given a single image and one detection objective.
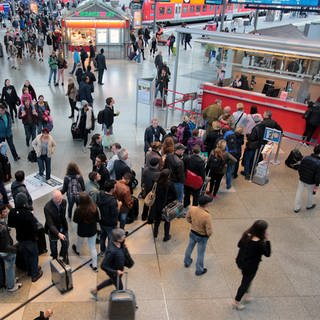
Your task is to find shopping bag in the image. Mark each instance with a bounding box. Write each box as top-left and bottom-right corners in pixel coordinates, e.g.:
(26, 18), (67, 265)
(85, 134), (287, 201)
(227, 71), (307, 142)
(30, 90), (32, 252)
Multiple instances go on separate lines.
(102, 134), (114, 148)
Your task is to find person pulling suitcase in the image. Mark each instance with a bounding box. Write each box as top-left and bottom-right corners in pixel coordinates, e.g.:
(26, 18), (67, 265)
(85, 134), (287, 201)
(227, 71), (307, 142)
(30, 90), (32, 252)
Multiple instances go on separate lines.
(90, 228), (134, 300)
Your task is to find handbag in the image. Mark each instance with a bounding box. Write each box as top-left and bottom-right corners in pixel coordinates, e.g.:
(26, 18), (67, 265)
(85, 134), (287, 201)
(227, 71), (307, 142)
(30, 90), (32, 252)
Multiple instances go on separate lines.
(185, 170), (203, 190)
(144, 182), (157, 207)
(162, 200), (184, 222)
(123, 246), (134, 268)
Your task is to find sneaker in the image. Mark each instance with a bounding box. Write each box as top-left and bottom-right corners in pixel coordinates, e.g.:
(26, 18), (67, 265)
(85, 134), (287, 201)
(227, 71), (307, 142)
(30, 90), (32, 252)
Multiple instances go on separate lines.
(294, 208), (301, 213)
(90, 289), (98, 301)
(306, 204), (316, 210)
(184, 258), (193, 268)
(232, 301), (245, 310)
(7, 283), (22, 292)
(72, 244), (80, 256)
(195, 268), (207, 276)
(90, 263), (98, 272)
(32, 270), (43, 282)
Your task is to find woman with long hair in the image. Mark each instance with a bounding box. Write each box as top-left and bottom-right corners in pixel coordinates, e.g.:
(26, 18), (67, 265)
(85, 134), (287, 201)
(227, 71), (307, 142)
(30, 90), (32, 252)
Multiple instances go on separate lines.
(23, 80), (37, 101)
(206, 139), (236, 197)
(72, 192), (100, 272)
(61, 162), (85, 219)
(66, 78), (79, 118)
(57, 50), (67, 86)
(89, 134), (103, 167)
(35, 95), (51, 134)
(1, 79), (20, 121)
(233, 220), (271, 310)
(149, 168), (177, 241)
(145, 141), (162, 168)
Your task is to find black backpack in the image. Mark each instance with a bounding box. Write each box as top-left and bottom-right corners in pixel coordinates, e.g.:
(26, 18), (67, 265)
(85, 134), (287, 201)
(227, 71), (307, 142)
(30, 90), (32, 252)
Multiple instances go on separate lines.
(209, 155), (225, 173)
(285, 149), (303, 170)
(225, 133), (238, 155)
(97, 109), (105, 124)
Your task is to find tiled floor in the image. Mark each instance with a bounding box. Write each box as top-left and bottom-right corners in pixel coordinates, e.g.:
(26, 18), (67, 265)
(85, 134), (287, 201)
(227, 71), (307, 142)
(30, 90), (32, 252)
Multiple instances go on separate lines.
(1, 21), (320, 320)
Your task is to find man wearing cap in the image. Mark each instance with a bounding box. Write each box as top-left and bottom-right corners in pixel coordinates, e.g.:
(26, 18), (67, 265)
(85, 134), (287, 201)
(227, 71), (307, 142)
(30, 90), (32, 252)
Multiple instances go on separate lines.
(184, 197), (213, 276)
(90, 228), (130, 299)
(8, 192), (43, 282)
(164, 143), (186, 202)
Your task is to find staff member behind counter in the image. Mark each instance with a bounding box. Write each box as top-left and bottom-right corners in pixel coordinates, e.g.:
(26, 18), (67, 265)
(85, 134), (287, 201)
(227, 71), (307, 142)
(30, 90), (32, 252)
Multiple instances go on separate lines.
(230, 74), (249, 91)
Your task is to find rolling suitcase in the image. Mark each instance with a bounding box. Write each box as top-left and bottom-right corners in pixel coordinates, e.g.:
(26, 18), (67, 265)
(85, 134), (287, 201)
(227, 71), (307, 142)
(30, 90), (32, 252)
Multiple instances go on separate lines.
(109, 272), (136, 320)
(50, 257), (73, 293)
(71, 122), (82, 140)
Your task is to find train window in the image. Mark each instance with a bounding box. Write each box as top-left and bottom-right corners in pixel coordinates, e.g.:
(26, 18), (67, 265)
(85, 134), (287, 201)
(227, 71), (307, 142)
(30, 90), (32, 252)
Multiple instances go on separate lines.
(196, 5), (200, 12)
(175, 6), (178, 14)
(202, 5), (207, 12)
(183, 6), (188, 13)
(167, 7), (172, 14)
(190, 5), (194, 13)
(159, 7), (165, 15)
(151, 4), (155, 10)
(209, 5), (213, 11)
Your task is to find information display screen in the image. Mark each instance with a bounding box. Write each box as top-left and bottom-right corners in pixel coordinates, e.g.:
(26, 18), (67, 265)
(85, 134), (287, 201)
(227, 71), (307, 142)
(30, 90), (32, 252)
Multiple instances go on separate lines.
(229, 0), (319, 6)
(205, 0), (223, 4)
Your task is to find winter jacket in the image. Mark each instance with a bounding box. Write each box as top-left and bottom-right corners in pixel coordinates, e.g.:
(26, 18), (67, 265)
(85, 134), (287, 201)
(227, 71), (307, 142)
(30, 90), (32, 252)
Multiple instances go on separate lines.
(11, 181), (33, 209)
(144, 125), (166, 152)
(0, 111), (13, 138)
(93, 163), (110, 190)
(102, 105), (116, 128)
(32, 134), (56, 158)
(95, 53), (106, 70)
(306, 103), (320, 127)
(114, 160), (131, 181)
(114, 180), (133, 213)
(73, 207), (99, 238)
(79, 81), (93, 104)
(85, 180), (100, 203)
(164, 153), (185, 183)
(298, 154), (320, 186)
(44, 199), (68, 238)
(97, 192), (119, 227)
(1, 85), (20, 106)
(185, 154), (206, 180)
(101, 241), (125, 276)
(18, 104), (38, 125)
(141, 166), (161, 194)
(204, 130), (222, 154)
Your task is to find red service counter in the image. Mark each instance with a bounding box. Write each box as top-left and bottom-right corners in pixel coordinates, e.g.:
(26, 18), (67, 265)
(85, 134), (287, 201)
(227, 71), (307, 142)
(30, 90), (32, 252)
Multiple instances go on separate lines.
(201, 83), (320, 142)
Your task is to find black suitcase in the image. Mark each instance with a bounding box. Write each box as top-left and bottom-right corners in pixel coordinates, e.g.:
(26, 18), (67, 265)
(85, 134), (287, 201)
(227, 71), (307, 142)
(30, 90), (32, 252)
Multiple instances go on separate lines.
(285, 148), (303, 170)
(109, 273), (136, 320)
(126, 196), (139, 224)
(36, 223), (47, 255)
(71, 122), (82, 140)
(50, 258), (73, 293)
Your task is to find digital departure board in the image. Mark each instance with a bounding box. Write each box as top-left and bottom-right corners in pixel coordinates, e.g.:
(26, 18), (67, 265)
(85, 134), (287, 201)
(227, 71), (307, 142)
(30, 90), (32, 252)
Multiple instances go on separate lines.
(229, 0), (320, 6)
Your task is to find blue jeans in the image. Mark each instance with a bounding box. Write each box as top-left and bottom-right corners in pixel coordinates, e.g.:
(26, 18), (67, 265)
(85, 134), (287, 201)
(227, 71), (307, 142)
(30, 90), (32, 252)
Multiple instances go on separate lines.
(119, 212), (128, 230)
(100, 224), (115, 254)
(184, 231), (208, 274)
(37, 155), (51, 180)
(49, 232), (69, 261)
(67, 195), (78, 219)
(48, 68), (57, 84)
(76, 234), (97, 268)
(0, 252), (16, 289)
(23, 123), (36, 146)
(19, 240), (39, 278)
(226, 163), (235, 189)
(244, 149), (256, 176)
(174, 182), (184, 203)
(0, 135), (18, 159)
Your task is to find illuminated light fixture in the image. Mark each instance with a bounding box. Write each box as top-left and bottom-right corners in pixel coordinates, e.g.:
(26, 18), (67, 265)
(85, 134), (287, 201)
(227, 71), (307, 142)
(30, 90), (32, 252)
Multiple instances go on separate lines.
(65, 20), (127, 28)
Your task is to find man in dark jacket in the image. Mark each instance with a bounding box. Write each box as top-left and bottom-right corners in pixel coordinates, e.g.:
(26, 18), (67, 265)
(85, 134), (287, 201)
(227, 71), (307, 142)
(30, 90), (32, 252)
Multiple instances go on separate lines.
(303, 101), (320, 143)
(144, 118), (166, 153)
(85, 65), (96, 93)
(101, 97), (119, 135)
(90, 228), (129, 299)
(294, 144), (320, 213)
(0, 204), (22, 291)
(8, 192), (43, 282)
(96, 180), (119, 255)
(93, 153), (110, 190)
(80, 46), (88, 71)
(95, 48), (107, 85)
(184, 145), (206, 208)
(114, 149), (131, 181)
(88, 41), (95, 68)
(164, 143), (186, 202)
(0, 103), (20, 161)
(11, 170), (33, 209)
(44, 190), (69, 263)
(79, 76), (93, 104)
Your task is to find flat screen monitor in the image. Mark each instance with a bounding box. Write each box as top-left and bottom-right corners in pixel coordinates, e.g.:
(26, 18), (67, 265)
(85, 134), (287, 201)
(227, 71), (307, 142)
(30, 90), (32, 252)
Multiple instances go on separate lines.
(229, 0), (320, 6)
(262, 83), (274, 94)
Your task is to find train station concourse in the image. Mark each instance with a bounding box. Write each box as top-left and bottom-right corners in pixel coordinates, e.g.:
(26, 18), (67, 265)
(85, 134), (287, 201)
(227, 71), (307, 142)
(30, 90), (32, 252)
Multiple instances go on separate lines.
(1, 15), (320, 320)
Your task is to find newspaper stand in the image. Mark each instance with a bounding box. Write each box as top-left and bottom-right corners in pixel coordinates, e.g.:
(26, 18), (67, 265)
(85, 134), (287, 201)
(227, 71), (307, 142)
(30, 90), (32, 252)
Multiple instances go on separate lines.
(251, 127), (282, 186)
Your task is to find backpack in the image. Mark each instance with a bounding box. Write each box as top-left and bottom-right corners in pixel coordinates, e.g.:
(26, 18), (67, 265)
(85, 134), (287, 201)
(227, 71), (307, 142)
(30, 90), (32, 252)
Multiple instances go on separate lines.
(224, 131), (238, 155)
(97, 109), (105, 124)
(67, 175), (81, 199)
(209, 155), (225, 173)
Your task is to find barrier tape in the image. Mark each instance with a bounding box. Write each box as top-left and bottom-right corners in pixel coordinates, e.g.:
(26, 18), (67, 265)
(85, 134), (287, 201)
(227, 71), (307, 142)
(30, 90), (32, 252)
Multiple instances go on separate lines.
(282, 134), (318, 147)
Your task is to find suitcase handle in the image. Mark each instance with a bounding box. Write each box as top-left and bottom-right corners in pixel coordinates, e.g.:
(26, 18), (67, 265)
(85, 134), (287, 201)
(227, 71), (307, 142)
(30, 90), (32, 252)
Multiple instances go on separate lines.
(117, 271), (128, 290)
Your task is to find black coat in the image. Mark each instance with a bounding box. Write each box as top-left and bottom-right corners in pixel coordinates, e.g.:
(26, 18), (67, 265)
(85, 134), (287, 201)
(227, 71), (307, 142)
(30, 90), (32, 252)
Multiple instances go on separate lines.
(93, 163), (110, 190)
(114, 160), (131, 181)
(103, 105), (116, 128)
(298, 154), (320, 186)
(205, 130), (221, 154)
(95, 53), (106, 70)
(101, 241), (125, 277)
(73, 207), (99, 238)
(1, 85), (20, 106)
(90, 143), (104, 163)
(142, 166), (161, 194)
(44, 199), (68, 238)
(79, 81), (93, 104)
(97, 192), (119, 227)
(164, 153), (185, 183)
(185, 154), (206, 180)
(306, 103), (320, 127)
(144, 125), (166, 152)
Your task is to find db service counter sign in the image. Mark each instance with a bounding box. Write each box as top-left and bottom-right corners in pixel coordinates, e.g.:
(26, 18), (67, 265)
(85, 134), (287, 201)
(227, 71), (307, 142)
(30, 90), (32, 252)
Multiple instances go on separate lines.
(264, 127), (282, 143)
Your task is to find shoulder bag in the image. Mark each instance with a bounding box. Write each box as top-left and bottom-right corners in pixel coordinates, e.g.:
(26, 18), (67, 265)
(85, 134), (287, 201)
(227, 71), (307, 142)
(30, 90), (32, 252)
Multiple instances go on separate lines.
(144, 182), (157, 207)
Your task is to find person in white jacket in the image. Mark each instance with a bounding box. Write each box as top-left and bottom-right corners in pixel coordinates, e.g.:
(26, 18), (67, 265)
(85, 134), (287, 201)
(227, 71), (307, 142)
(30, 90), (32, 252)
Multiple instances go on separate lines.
(32, 128), (56, 181)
